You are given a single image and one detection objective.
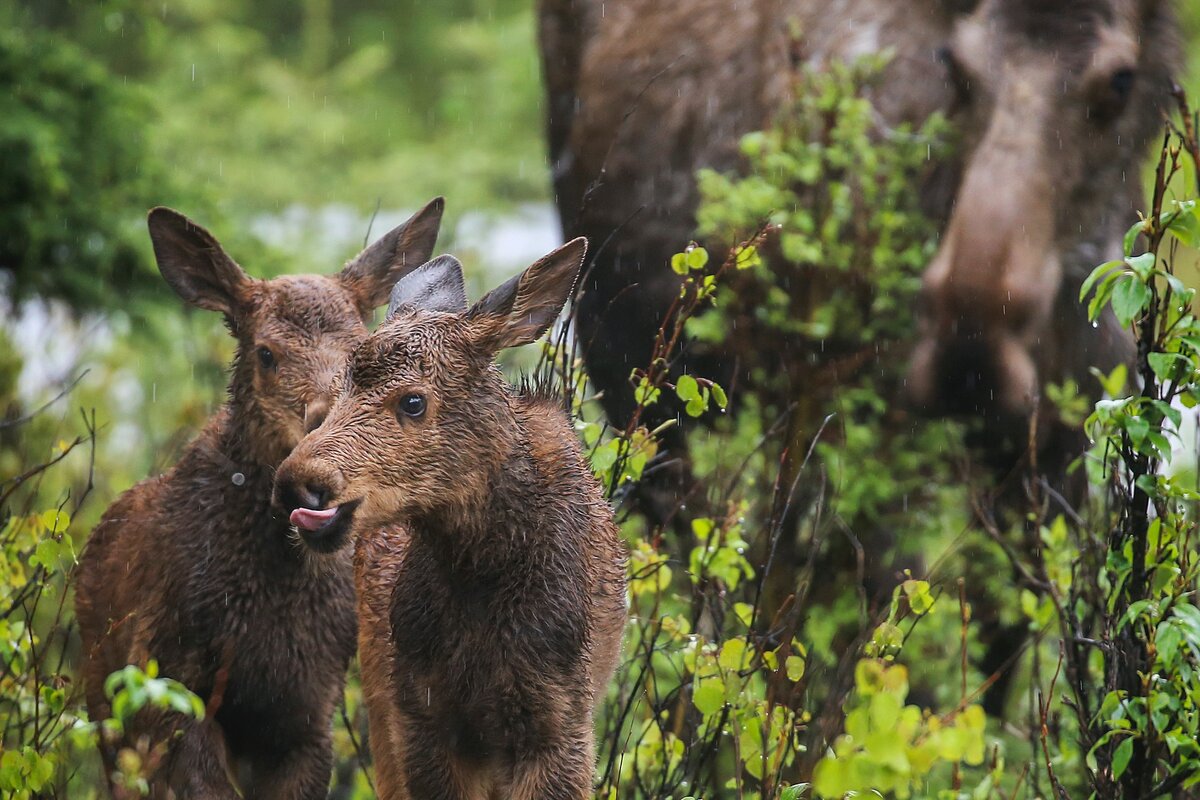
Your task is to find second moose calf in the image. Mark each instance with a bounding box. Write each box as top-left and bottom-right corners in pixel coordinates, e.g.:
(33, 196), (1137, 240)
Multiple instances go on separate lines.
(275, 239), (627, 800)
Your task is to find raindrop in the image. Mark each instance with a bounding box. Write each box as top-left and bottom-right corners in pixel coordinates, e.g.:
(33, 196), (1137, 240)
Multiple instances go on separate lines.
(232, 472), (246, 486)
(1092, 321), (1099, 328)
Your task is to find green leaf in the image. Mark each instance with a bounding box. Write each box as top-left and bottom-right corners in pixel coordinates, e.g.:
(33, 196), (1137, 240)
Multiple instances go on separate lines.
(734, 244), (761, 270)
(1125, 252), (1155, 280)
(1091, 363), (1129, 397)
(710, 382), (728, 410)
(812, 756), (852, 799)
(1087, 268), (1125, 321)
(1166, 202), (1200, 247)
(1123, 219), (1145, 256)
(902, 579), (935, 614)
(1112, 736), (1134, 780)
(590, 441), (619, 472)
(1111, 276), (1151, 327)
(1080, 260), (1123, 303)
(692, 675), (725, 715)
(1148, 352), (1189, 383)
(634, 378), (660, 407)
(40, 509), (70, 533)
(24, 750), (52, 791)
(780, 784), (809, 800)
(718, 639), (747, 671)
(685, 247), (709, 270)
(675, 374), (700, 402)
(670, 253), (689, 275)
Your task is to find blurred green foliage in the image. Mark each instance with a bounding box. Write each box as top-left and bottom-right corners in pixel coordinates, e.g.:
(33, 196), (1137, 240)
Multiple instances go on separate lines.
(0, 0), (546, 307)
(0, 24), (161, 307)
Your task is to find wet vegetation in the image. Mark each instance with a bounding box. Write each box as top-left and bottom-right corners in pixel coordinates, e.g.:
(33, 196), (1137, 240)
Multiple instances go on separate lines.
(5, 1), (1200, 798)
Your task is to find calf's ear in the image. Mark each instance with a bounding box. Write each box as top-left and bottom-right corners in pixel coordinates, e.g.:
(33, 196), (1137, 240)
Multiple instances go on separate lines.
(148, 208), (252, 318)
(466, 237), (587, 352)
(340, 197), (445, 313)
(385, 255), (468, 319)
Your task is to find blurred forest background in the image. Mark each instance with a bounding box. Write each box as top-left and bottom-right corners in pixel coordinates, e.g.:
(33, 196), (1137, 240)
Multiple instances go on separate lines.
(5, 0), (1200, 797)
(1, 0), (555, 495)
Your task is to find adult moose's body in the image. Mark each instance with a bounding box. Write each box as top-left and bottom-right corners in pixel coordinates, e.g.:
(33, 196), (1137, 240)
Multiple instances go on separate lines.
(539, 0), (1178, 490)
(75, 199), (443, 798)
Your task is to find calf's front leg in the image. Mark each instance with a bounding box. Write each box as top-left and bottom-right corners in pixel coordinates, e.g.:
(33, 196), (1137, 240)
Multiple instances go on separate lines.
(508, 727), (596, 800)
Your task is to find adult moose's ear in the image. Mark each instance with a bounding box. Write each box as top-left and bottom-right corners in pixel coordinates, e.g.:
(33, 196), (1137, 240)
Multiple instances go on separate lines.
(385, 255), (468, 319)
(147, 208), (252, 317)
(466, 237), (587, 352)
(340, 197), (445, 314)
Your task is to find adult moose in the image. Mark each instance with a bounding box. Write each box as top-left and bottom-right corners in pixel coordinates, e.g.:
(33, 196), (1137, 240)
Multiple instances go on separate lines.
(539, 0), (1179, 492)
(274, 240), (627, 800)
(75, 198), (443, 799)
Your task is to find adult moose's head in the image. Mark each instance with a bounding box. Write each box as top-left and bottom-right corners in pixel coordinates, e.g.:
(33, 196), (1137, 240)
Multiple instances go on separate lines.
(907, 0), (1178, 456)
(147, 197), (444, 466)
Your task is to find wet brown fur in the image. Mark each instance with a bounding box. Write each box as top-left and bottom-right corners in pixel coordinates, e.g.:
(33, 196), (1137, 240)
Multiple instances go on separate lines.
(274, 241), (627, 800)
(74, 199), (443, 799)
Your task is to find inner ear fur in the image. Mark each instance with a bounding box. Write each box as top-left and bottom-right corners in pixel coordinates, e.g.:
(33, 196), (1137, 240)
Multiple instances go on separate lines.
(339, 197), (445, 313)
(467, 237), (588, 351)
(147, 207), (252, 317)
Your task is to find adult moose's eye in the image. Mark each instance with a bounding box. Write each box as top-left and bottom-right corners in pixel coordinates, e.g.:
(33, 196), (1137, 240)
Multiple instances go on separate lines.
(257, 346), (276, 370)
(398, 393), (426, 419)
(1088, 66), (1137, 122)
(1110, 68), (1136, 104)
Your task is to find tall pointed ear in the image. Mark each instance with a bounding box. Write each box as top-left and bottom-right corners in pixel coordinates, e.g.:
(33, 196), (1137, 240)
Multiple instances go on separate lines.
(466, 237), (587, 352)
(340, 197), (444, 313)
(385, 255), (468, 319)
(147, 207), (252, 316)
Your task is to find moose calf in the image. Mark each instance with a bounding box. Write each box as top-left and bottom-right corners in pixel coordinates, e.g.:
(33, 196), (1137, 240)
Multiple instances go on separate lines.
(274, 239), (627, 800)
(75, 198), (443, 799)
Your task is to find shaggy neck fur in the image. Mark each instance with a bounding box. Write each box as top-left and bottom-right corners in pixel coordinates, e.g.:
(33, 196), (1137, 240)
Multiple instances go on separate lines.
(410, 396), (572, 574)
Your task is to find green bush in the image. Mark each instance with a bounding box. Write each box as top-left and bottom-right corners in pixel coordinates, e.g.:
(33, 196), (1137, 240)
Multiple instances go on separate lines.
(0, 25), (162, 307)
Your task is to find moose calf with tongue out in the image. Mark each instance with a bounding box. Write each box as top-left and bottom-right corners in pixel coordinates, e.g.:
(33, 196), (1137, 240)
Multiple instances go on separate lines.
(75, 198), (443, 799)
(275, 238), (627, 800)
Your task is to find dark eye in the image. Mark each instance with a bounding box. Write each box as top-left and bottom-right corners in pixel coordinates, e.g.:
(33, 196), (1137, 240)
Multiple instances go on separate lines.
(398, 393), (426, 418)
(1088, 67), (1137, 123)
(257, 346), (276, 370)
(1110, 68), (1136, 103)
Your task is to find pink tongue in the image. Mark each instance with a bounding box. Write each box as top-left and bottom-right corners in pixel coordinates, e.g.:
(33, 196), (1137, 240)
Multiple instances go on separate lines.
(290, 507), (338, 531)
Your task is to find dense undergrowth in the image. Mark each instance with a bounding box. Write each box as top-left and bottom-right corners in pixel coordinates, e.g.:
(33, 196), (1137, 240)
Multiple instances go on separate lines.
(5, 27), (1200, 800)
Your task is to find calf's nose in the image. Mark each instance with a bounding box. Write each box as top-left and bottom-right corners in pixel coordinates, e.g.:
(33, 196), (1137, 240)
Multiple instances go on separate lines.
(276, 479), (329, 514)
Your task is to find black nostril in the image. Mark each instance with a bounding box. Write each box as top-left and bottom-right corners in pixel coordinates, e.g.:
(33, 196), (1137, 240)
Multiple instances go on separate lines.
(277, 478), (329, 513)
(303, 483), (329, 509)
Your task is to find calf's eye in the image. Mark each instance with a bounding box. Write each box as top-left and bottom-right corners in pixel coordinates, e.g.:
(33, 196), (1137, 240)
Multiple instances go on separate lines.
(257, 346), (276, 370)
(399, 393), (426, 418)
